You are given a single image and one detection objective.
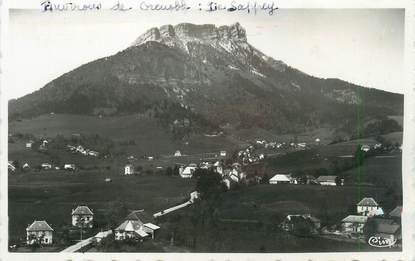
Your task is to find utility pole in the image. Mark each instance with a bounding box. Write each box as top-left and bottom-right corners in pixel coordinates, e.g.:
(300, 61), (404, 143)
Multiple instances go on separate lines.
(79, 217), (85, 241)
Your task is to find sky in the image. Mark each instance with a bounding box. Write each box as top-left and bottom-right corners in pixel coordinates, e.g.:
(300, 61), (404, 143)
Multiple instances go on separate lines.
(7, 8), (405, 99)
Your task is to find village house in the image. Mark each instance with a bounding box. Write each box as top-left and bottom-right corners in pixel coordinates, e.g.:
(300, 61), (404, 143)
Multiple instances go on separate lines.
(356, 197), (380, 216)
(189, 191), (200, 203)
(220, 150), (227, 157)
(303, 175), (318, 185)
(280, 214), (321, 234)
(26, 220), (54, 245)
(389, 206), (402, 222)
(361, 144), (371, 152)
(223, 166), (246, 183)
(41, 163), (52, 170)
(179, 164), (197, 178)
(22, 163), (30, 170)
(174, 150), (182, 157)
(341, 215), (368, 234)
(269, 174), (292, 184)
(316, 175), (337, 186)
(26, 141), (34, 149)
(213, 161), (223, 175)
(199, 162), (213, 170)
(64, 164), (76, 171)
(72, 205), (94, 228)
(373, 143), (382, 149)
(371, 218), (401, 243)
(115, 210), (160, 241)
(297, 143), (307, 149)
(124, 164), (134, 175)
(39, 140), (48, 151)
(8, 161), (16, 172)
(223, 176), (232, 190)
(88, 150), (99, 157)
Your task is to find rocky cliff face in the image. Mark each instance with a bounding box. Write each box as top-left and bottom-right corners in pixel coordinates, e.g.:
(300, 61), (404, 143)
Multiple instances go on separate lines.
(133, 23), (247, 47)
(9, 23), (403, 135)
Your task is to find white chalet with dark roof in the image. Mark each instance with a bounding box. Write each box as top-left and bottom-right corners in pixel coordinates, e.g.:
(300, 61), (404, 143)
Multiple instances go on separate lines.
(72, 205), (94, 228)
(26, 220), (54, 245)
(357, 197), (380, 216)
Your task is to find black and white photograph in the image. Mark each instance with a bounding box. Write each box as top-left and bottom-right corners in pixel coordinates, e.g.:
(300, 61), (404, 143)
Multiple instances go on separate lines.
(1, 1), (414, 259)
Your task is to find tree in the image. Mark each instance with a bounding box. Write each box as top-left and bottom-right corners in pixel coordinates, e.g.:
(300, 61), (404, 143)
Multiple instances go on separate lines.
(173, 165), (180, 176)
(354, 144), (365, 167)
(363, 217), (378, 241)
(165, 166), (173, 176)
(335, 176), (343, 186)
(261, 173), (270, 184)
(103, 200), (129, 230)
(194, 169), (226, 199)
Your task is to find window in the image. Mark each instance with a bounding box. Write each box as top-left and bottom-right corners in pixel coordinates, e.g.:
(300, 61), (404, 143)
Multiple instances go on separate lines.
(44, 238), (48, 243)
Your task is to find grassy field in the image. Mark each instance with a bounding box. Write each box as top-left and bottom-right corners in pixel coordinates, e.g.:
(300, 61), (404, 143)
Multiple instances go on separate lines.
(152, 183), (399, 253)
(8, 112), (403, 252)
(8, 172), (195, 245)
(9, 114), (242, 156)
(217, 184), (387, 224)
(388, 115), (403, 127)
(341, 152), (402, 191)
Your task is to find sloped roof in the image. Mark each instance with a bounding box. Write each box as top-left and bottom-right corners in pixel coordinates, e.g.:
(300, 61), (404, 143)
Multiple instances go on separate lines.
(116, 220), (140, 232)
(144, 223), (160, 230)
(377, 222), (400, 234)
(125, 210), (153, 224)
(27, 220), (53, 231)
(72, 205), (93, 215)
(357, 197), (378, 207)
(316, 175), (337, 182)
(341, 215), (368, 224)
(389, 206), (402, 218)
(115, 220), (149, 237)
(270, 174), (291, 182)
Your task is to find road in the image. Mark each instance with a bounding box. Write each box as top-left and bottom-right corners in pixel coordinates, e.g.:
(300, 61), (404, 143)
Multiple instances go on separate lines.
(153, 201), (192, 218)
(60, 230), (112, 253)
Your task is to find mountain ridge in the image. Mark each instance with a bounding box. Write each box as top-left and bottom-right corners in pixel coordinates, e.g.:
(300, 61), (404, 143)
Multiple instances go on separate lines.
(9, 22), (403, 138)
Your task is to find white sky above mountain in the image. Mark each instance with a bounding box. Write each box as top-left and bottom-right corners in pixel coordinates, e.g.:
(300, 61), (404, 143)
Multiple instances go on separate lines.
(8, 8), (404, 99)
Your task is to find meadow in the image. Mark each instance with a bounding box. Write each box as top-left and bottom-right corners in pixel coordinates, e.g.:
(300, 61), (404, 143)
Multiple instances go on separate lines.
(8, 172), (195, 245)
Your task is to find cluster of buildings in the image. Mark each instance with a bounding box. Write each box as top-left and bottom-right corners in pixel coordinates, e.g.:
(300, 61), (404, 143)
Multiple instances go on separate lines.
(340, 197), (401, 243)
(176, 161), (247, 189)
(277, 197), (402, 246)
(26, 205), (162, 247)
(67, 144), (99, 157)
(8, 161), (76, 172)
(236, 146), (265, 165)
(255, 138), (320, 150)
(25, 139), (49, 151)
(280, 214), (321, 234)
(268, 174), (342, 186)
(26, 205), (94, 245)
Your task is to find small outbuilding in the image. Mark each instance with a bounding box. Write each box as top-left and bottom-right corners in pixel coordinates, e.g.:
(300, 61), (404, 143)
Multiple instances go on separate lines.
(316, 175), (337, 186)
(124, 164), (134, 175)
(269, 174), (291, 184)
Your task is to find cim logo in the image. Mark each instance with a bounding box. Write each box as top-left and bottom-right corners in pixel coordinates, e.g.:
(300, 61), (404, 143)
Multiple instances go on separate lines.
(368, 236), (396, 248)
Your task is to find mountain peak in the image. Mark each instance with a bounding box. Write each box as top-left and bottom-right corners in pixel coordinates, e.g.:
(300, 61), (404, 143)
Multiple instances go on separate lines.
(132, 22), (247, 47)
